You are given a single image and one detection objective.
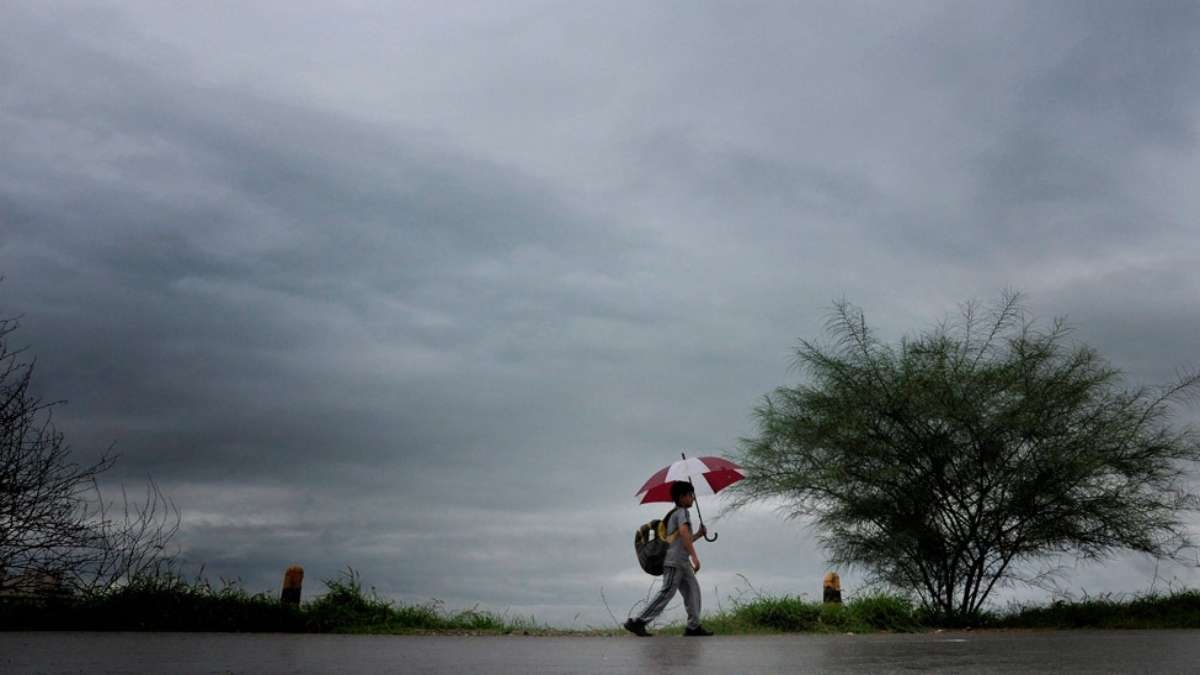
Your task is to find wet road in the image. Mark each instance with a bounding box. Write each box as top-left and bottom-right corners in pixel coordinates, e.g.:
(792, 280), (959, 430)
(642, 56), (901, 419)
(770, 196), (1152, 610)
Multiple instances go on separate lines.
(2, 630), (1198, 674)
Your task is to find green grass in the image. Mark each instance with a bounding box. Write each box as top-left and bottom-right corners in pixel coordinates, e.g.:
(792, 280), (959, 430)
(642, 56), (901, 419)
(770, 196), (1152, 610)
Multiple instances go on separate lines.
(659, 588), (1200, 634)
(303, 570), (548, 634)
(990, 590), (1200, 630)
(0, 573), (306, 632)
(687, 593), (921, 634)
(0, 569), (550, 634)
(5, 570), (1200, 634)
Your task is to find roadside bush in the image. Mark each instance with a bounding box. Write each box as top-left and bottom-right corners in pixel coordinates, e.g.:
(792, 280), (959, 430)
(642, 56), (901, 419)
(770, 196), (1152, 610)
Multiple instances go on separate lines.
(997, 590), (1200, 629)
(734, 594), (822, 631)
(304, 569), (394, 631)
(303, 568), (538, 633)
(0, 573), (303, 632)
(847, 594), (919, 631)
(696, 591), (921, 634)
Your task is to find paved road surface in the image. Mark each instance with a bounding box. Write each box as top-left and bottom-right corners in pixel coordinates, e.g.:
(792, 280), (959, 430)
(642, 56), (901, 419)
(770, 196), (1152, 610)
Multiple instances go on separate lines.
(3, 630), (1198, 673)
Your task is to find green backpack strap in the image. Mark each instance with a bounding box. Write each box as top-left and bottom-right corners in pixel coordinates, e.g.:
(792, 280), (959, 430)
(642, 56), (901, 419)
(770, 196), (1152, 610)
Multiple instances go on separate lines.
(656, 507), (680, 543)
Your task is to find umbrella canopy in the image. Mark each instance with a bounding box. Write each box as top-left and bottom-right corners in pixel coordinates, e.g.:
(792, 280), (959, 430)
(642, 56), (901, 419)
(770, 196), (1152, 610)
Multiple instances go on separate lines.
(636, 455), (744, 504)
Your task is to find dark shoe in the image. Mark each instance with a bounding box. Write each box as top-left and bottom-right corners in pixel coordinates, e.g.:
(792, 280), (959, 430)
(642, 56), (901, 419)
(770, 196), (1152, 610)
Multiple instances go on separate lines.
(683, 625), (714, 636)
(624, 618), (652, 637)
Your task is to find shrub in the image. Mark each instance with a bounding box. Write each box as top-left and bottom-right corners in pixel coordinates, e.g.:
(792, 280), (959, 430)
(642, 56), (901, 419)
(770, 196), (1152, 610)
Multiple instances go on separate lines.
(847, 594), (919, 631)
(731, 595), (821, 631)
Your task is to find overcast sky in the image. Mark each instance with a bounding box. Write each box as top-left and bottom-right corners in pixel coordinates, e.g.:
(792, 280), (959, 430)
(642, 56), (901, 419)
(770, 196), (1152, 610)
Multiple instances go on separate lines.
(3, 0), (1200, 626)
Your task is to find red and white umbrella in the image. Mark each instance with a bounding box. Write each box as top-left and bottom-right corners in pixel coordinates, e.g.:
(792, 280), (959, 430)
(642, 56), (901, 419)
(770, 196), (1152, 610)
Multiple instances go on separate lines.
(635, 453), (745, 541)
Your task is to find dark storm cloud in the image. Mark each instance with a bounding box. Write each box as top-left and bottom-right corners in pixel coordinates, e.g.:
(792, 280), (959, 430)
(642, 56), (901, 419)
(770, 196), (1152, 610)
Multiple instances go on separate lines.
(3, 1), (1200, 624)
(2, 5), (630, 482)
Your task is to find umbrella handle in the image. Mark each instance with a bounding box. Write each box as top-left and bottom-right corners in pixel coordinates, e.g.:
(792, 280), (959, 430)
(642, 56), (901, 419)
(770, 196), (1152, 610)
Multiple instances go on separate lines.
(694, 511), (718, 542)
(682, 452), (721, 543)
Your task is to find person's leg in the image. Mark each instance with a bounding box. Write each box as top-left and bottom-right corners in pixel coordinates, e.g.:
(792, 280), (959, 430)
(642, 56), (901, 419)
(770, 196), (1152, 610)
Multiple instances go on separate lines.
(636, 566), (681, 624)
(676, 564), (701, 630)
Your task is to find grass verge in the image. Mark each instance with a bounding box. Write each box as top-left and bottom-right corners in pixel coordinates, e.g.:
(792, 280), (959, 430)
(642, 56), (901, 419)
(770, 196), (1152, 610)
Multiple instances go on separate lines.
(4, 572), (1199, 634)
(686, 593), (921, 634)
(988, 590), (1200, 630)
(0, 569), (555, 635)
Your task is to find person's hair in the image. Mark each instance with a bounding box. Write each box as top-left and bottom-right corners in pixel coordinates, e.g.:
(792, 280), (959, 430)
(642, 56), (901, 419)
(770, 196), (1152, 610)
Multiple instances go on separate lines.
(670, 481), (695, 505)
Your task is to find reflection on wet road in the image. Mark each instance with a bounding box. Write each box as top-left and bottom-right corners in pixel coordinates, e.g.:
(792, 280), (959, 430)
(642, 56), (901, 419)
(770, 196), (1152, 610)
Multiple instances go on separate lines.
(3, 630), (1198, 674)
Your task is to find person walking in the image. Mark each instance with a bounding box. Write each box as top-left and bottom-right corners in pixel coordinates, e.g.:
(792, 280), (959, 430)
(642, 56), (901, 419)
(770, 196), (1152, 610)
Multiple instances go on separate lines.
(624, 481), (714, 636)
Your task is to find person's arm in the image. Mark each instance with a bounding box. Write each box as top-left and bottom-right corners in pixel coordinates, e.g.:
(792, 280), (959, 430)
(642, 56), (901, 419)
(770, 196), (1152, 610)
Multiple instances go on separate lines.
(678, 522), (701, 572)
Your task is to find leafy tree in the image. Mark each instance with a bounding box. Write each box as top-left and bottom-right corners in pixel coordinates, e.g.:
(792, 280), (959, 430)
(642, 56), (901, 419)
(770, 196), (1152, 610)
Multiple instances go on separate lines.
(732, 294), (1200, 623)
(1, 303), (178, 594)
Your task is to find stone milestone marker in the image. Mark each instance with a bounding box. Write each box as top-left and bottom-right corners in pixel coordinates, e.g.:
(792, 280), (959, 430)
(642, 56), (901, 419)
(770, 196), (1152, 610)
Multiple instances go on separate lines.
(823, 571), (842, 604)
(281, 565), (304, 606)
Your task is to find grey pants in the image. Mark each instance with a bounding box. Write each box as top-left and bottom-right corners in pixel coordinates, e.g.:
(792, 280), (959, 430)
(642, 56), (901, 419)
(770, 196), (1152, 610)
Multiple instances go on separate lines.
(638, 563), (701, 629)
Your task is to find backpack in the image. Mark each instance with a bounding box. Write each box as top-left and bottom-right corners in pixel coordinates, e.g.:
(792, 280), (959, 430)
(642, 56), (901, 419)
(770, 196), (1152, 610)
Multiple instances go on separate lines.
(634, 507), (680, 576)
